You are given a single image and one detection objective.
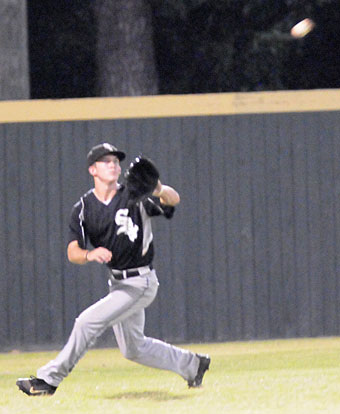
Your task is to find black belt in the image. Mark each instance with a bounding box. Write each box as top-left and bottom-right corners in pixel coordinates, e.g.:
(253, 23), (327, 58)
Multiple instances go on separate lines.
(110, 265), (153, 280)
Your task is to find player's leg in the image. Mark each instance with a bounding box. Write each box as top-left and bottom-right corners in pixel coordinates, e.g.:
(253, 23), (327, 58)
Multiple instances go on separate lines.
(113, 308), (202, 383)
(34, 275), (158, 388)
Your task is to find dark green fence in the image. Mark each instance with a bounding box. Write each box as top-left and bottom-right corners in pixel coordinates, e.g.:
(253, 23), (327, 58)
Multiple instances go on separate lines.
(1, 109), (340, 349)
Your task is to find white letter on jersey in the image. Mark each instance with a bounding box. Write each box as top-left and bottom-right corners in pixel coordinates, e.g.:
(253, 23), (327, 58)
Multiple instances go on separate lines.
(115, 209), (139, 242)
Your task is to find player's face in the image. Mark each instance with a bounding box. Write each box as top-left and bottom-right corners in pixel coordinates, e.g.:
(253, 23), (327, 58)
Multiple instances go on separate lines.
(92, 155), (121, 183)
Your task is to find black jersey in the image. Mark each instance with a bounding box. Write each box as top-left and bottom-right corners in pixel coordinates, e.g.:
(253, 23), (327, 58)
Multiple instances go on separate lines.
(68, 184), (174, 270)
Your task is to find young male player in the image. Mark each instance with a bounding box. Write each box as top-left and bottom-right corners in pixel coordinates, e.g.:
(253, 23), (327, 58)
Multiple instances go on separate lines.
(16, 143), (210, 396)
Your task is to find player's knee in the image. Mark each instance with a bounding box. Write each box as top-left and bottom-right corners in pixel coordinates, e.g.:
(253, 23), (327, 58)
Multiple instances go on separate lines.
(72, 315), (100, 349)
(120, 343), (143, 361)
(121, 337), (151, 361)
(74, 314), (90, 333)
(121, 348), (138, 361)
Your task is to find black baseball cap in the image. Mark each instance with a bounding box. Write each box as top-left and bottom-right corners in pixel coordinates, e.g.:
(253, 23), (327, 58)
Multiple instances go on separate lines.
(87, 143), (126, 167)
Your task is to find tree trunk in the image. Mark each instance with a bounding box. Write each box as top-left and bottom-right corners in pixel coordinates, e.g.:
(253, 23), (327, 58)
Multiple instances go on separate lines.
(94, 0), (159, 97)
(0, 0), (30, 100)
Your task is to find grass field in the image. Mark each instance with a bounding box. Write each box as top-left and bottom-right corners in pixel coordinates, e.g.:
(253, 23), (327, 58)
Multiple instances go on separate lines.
(1, 337), (340, 414)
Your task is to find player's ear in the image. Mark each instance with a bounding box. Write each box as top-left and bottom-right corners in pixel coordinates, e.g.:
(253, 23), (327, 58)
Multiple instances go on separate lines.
(88, 164), (96, 177)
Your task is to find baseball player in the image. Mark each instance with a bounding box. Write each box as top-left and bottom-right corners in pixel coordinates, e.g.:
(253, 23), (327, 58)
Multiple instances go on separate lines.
(16, 143), (210, 396)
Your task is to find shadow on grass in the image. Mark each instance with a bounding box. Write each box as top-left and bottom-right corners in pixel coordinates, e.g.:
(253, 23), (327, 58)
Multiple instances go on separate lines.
(101, 390), (191, 401)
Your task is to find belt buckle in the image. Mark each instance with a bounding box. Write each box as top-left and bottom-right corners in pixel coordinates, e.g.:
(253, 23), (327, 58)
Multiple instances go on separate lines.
(122, 270), (127, 279)
(110, 269), (123, 280)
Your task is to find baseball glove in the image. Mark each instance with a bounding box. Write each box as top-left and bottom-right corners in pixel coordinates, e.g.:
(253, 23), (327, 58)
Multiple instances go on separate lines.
(125, 156), (160, 201)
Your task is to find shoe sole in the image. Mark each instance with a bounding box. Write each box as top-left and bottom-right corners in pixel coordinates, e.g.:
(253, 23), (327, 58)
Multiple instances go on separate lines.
(16, 380), (54, 396)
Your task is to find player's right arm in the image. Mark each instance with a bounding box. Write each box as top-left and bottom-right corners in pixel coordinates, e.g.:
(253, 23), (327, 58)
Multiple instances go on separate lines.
(67, 240), (112, 265)
(152, 180), (180, 206)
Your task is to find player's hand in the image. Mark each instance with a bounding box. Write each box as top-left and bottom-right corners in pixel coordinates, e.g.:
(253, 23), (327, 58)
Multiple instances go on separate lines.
(152, 180), (163, 197)
(87, 247), (112, 264)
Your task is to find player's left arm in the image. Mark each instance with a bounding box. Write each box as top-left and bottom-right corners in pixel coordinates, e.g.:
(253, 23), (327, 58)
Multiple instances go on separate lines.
(152, 180), (180, 206)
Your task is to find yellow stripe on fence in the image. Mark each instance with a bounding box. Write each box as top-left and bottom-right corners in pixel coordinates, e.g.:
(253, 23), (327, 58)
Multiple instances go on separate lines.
(0, 88), (339, 123)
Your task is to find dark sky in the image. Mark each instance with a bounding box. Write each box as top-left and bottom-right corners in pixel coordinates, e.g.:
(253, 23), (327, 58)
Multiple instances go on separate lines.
(27, 0), (340, 99)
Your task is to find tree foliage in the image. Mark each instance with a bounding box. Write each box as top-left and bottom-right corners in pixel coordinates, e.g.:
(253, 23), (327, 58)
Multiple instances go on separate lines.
(151, 0), (340, 93)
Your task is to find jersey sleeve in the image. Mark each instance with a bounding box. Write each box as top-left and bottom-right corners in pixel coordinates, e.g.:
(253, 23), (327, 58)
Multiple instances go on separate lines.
(142, 197), (175, 219)
(68, 201), (87, 248)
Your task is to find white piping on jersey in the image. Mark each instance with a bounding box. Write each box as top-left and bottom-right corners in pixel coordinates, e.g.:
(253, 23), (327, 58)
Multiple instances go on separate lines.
(139, 202), (153, 256)
(79, 196), (86, 247)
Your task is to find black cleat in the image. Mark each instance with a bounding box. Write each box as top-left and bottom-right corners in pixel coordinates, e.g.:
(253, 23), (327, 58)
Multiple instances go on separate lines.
(188, 353), (211, 388)
(16, 376), (57, 396)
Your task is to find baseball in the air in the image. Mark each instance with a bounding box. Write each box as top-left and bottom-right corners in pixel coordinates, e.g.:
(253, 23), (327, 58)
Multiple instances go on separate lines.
(290, 18), (315, 38)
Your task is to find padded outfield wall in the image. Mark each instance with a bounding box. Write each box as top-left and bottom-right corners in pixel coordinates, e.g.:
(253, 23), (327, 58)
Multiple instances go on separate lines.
(1, 89), (340, 350)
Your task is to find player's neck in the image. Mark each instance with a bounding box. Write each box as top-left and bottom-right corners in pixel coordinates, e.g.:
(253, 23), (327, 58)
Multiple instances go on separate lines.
(93, 180), (118, 203)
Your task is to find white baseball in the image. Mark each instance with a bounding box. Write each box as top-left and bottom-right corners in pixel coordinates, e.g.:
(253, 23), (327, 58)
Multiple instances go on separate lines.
(290, 18), (315, 38)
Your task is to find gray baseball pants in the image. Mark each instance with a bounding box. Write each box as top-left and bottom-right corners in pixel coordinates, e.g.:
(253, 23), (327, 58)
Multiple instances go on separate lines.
(37, 269), (199, 387)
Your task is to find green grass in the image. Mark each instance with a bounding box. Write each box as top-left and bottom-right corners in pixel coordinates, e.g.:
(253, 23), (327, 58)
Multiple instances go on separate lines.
(1, 337), (340, 413)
